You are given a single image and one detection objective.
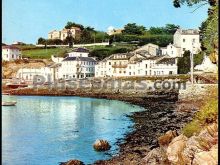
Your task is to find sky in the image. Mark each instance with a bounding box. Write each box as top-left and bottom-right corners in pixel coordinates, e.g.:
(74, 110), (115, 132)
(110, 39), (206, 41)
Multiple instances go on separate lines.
(2, 0), (209, 44)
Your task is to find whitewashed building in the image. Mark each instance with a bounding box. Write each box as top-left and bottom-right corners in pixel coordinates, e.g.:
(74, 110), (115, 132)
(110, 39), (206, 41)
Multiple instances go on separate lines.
(58, 48), (97, 79)
(135, 43), (161, 56)
(16, 63), (61, 83)
(95, 51), (177, 78)
(162, 29), (201, 57)
(2, 45), (21, 61)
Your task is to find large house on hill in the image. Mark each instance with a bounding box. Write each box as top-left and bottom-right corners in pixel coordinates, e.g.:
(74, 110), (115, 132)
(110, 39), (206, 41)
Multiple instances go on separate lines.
(48, 27), (81, 41)
(161, 29), (201, 57)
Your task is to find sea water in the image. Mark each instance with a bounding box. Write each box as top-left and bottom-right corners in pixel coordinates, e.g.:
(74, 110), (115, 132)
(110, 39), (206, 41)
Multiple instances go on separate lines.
(2, 95), (144, 165)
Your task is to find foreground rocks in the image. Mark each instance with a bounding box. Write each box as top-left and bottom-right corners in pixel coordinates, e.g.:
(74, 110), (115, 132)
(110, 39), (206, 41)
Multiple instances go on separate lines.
(144, 122), (218, 165)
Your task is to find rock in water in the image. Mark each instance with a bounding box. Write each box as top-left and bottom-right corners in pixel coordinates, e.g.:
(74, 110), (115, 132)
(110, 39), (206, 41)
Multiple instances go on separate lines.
(93, 139), (111, 151)
(60, 159), (84, 165)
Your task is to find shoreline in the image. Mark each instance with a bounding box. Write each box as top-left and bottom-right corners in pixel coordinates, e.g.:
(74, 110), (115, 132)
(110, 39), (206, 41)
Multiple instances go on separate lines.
(3, 86), (209, 164)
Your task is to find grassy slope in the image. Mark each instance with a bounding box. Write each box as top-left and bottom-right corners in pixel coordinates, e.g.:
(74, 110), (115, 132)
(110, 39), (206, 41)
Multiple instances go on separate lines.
(20, 43), (137, 60)
(182, 86), (218, 137)
(21, 48), (69, 59)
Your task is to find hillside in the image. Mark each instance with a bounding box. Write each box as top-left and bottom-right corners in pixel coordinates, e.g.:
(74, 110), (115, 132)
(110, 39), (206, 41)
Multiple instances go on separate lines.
(18, 43), (137, 60)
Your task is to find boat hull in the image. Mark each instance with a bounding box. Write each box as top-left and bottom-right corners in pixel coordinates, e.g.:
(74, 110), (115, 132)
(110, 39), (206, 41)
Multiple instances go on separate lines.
(2, 101), (17, 106)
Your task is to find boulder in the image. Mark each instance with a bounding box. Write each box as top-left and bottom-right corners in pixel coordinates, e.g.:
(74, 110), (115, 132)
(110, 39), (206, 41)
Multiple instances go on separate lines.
(182, 135), (204, 164)
(93, 139), (111, 151)
(166, 134), (188, 164)
(158, 130), (178, 146)
(192, 145), (218, 165)
(143, 147), (169, 165)
(60, 159), (84, 165)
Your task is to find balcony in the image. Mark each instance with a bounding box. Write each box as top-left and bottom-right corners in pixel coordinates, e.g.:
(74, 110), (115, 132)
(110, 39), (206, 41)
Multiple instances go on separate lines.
(112, 64), (127, 68)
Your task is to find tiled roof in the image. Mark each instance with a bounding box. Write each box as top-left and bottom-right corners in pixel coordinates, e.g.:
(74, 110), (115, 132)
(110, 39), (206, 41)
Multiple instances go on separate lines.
(156, 57), (176, 64)
(73, 47), (89, 53)
(176, 29), (200, 35)
(62, 56), (96, 62)
(2, 45), (20, 50)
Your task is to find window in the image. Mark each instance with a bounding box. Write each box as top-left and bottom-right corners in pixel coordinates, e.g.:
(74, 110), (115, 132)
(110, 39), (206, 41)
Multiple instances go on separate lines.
(183, 38), (185, 42)
(171, 51), (173, 54)
(183, 48), (186, 51)
(193, 38), (195, 42)
(145, 64), (147, 68)
(124, 71), (126, 73)
(114, 62), (116, 65)
(129, 72), (131, 75)
(150, 70), (151, 75)
(12, 54), (14, 58)
(145, 71), (147, 75)
(109, 62), (111, 65)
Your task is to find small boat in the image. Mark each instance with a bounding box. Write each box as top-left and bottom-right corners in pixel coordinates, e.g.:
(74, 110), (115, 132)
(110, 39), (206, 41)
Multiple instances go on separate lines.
(2, 101), (17, 106)
(6, 83), (28, 89)
(2, 93), (10, 95)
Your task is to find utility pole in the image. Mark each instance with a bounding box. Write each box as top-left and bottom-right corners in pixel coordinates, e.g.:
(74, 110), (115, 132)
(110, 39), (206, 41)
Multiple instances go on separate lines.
(190, 40), (195, 85)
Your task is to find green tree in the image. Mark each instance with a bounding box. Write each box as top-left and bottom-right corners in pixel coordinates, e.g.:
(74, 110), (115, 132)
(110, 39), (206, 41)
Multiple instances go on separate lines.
(80, 29), (93, 43)
(173, 0), (216, 8)
(177, 51), (191, 74)
(122, 23), (146, 35)
(37, 37), (46, 44)
(65, 21), (84, 30)
(164, 24), (180, 34)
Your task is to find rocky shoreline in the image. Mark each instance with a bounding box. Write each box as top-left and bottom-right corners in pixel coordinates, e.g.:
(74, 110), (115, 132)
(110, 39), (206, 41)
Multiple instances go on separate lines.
(3, 87), (207, 165)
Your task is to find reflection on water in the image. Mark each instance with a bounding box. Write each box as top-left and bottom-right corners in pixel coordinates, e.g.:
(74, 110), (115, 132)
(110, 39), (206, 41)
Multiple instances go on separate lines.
(2, 95), (143, 164)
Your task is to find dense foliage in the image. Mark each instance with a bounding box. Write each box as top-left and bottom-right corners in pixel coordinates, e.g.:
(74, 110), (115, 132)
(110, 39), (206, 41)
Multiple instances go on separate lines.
(177, 51), (204, 74)
(38, 22), (179, 47)
(89, 45), (134, 60)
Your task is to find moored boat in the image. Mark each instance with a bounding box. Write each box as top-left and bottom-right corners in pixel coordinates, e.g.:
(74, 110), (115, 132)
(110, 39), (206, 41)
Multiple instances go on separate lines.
(6, 83), (28, 89)
(2, 101), (17, 106)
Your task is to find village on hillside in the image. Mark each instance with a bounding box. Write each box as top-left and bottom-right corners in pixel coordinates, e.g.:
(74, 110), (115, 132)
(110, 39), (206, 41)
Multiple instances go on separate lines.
(2, 26), (218, 87)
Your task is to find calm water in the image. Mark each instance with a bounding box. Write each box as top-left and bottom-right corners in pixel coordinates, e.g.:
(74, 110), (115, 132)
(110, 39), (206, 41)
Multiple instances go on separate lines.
(2, 95), (144, 165)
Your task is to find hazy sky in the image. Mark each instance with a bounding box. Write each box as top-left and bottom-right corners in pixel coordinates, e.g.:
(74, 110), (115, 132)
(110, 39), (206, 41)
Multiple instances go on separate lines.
(3, 0), (208, 44)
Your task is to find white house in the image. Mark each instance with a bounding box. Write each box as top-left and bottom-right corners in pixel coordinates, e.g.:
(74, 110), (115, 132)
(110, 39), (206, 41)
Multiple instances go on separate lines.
(161, 43), (181, 58)
(2, 45), (21, 61)
(95, 51), (177, 78)
(16, 63), (61, 83)
(135, 43), (161, 56)
(162, 28), (201, 57)
(57, 48), (97, 79)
